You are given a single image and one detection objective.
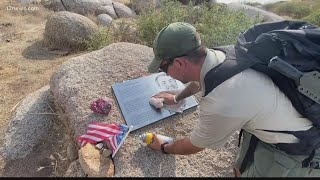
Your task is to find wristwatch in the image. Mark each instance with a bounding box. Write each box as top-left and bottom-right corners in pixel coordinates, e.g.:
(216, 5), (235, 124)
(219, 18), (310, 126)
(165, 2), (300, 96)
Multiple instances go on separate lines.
(160, 142), (169, 154)
(173, 95), (178, 104)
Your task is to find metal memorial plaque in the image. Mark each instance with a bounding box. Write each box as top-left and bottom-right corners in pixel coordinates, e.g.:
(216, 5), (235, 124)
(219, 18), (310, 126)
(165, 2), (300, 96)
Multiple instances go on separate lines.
(112, 72), (199, 131)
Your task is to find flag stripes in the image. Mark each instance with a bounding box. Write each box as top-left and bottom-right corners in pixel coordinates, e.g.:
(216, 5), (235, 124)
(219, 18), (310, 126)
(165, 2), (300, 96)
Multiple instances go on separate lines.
(77, 121), (129, 156)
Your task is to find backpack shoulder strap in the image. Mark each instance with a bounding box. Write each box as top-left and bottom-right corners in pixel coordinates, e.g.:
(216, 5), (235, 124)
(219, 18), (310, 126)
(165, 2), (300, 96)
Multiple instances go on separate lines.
(203, 45), (256, 97)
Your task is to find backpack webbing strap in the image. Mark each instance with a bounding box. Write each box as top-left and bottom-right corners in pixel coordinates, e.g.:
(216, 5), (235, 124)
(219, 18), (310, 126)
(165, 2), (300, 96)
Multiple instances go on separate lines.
(203, 46), (256, 97)
(238, 129), (243, 147)
(239, 133), (259, 174)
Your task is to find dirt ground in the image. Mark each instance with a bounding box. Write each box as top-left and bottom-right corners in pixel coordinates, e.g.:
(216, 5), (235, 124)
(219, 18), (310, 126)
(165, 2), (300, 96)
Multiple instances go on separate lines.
(0, 0), (134, 177)
(0, 0), (89, 177)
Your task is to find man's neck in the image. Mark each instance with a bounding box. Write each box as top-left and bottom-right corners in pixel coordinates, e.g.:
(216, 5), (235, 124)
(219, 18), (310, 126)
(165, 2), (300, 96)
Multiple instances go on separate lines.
(193, 57), (206, 82)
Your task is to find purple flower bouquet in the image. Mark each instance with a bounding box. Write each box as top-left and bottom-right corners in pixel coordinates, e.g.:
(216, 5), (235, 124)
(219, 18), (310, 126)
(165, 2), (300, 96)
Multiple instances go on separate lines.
(90, 97), (112, 115)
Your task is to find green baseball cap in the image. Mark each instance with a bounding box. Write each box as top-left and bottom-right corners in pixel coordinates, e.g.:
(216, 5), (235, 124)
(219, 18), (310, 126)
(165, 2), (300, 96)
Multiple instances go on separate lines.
(148, 22), (201, 73)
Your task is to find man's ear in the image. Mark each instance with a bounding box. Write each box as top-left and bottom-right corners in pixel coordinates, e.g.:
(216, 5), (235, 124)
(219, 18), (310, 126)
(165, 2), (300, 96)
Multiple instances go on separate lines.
(173, 57), (187, 69)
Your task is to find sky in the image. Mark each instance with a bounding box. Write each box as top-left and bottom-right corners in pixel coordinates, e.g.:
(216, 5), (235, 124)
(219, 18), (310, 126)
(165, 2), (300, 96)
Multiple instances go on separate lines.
(216, 0), (289, 4)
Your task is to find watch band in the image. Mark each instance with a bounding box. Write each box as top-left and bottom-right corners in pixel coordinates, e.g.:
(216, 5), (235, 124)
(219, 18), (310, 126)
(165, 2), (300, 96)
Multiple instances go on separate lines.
(173, 95), (178, 104)
(160, 142), (169, 154)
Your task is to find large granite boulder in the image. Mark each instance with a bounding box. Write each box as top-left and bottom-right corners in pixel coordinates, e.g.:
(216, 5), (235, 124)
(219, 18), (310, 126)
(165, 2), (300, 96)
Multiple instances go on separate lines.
(43, 11), (98, 51)
(41, 0), (115, 16)
(227, 3), (285, 22)
(113, 2), (137, 18)
(50, 42), (238, 177)
(129, 0), (161, 13)
(62, 0), (112, 16)
(41, 0), (66, 11)
(42, 0), (139, 20)
(96, 14), (113, 26)
(1, 86), (53, 160)
(95, 5), (118, 19)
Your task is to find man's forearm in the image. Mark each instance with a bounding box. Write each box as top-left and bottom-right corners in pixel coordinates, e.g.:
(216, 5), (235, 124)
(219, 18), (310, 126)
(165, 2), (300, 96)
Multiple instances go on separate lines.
(175, 81), (200, 102)
(164, 137), (204, 155)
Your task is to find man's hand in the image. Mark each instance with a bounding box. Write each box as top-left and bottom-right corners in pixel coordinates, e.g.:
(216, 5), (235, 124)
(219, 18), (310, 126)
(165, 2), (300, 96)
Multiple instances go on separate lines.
(147, 134), (205, 155)
(147, 133), (165, 151)
(153, 91), (177, 105)
(152, 81), (200, 106)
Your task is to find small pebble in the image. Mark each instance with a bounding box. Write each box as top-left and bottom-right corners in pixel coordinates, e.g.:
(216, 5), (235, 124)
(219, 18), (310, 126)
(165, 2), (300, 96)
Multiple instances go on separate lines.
(102, 149), (112, 158)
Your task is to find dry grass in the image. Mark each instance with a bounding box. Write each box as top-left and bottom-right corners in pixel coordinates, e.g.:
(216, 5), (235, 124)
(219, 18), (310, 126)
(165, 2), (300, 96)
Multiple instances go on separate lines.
(0, 0), (132, 176)
(0, 0), (89, 176)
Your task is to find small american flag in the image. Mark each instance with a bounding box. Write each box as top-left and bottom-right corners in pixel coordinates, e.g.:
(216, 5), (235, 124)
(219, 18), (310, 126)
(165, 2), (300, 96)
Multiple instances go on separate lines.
(77, 121), (132, 158)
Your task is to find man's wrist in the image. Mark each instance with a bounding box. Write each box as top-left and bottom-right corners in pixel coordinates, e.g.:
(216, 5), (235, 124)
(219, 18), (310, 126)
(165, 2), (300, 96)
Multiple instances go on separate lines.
(160, 142), (169, 154)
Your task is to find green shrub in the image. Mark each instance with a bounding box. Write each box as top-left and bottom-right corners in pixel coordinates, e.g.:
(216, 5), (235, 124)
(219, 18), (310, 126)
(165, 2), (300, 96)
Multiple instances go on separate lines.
(264, 1), (311, 19)
(137, 0), (195, 46)
(112, 19), (141, 43)
(87, 0), (262, 51)
(196, 5), (261, 47)
(137, 0), (261, 47)
(263, 3), (276, 11)
(86, 27), (114, 51)
(86, 19), (142, 51)
(302, 11), (320, 26)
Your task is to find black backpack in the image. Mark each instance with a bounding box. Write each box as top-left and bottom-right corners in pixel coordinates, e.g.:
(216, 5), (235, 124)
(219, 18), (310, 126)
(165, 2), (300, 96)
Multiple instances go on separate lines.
(204, 20), (320, 171)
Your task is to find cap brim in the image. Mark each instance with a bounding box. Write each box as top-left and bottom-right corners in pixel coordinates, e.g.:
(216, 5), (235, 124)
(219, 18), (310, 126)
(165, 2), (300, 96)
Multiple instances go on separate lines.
(148, 56), (162, 73)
